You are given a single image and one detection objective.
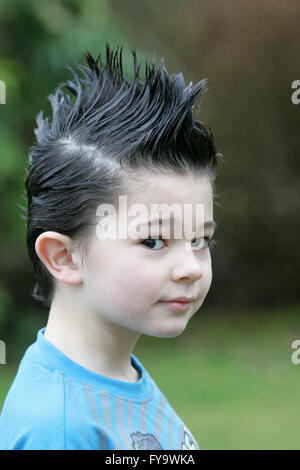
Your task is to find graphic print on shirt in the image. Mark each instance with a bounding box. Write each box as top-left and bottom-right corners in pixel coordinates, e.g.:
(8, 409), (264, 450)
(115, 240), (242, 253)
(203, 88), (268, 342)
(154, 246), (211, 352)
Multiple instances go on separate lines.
(181, 425), (199, 450)
(130, 425), (199, 450)
(131, 431), (163, 450)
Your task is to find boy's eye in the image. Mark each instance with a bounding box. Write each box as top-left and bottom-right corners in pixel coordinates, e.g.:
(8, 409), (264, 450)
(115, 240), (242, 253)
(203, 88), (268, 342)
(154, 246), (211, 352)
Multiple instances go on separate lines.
(191, 236), (216, 250)
(140, 236), (216, 251)
(141, 237), (166, 250)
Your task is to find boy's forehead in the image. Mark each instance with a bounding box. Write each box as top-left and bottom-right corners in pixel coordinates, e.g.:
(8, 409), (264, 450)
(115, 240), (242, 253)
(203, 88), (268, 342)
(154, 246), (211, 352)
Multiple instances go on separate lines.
(124, 172), (212, 205)
(119, 171), (214, 233)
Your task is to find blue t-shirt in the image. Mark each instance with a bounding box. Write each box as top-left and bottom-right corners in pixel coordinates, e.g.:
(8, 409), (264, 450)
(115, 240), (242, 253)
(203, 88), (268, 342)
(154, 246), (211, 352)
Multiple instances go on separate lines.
(0, 327), (200, 450)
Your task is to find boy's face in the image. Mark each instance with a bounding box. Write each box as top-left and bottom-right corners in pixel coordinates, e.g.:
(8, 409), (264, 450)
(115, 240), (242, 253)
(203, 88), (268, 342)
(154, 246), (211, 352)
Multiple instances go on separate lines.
(80, 171), (215, 338)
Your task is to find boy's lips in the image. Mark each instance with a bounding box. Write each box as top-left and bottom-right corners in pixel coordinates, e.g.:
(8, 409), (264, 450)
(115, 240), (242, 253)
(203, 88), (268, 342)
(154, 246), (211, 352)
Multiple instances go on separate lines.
(159, 297), (194, 311)
(161, 296), (195, 303)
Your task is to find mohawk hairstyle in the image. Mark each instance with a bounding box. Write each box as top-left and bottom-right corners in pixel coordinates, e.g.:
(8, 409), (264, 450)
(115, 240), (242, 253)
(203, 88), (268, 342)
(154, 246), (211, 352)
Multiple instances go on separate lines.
(25, 43), (220, 308)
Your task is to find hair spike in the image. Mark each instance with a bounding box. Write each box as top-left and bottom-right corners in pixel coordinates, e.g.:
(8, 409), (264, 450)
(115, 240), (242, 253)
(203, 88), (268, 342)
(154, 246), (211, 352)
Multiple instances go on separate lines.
(82, 50), (100, 78)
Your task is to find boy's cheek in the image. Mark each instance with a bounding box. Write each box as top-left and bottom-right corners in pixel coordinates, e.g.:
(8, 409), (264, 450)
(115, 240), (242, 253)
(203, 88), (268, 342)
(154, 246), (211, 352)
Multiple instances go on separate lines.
(205, 269), (213, 293)
(197, 265), (212, 298)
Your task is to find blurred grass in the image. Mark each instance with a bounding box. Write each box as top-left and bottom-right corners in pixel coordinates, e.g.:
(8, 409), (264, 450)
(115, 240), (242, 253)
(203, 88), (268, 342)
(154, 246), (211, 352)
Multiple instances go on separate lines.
(1, 303), (300, 449)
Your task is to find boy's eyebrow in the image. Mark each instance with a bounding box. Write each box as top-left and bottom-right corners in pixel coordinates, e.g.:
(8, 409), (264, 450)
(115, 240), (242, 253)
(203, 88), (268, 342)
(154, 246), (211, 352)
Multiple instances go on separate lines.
(136, 216), (217, 232)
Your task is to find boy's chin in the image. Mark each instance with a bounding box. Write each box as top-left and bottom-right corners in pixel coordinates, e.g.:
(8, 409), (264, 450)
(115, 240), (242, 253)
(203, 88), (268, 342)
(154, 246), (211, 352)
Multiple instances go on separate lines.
(144, 322), (189, 339)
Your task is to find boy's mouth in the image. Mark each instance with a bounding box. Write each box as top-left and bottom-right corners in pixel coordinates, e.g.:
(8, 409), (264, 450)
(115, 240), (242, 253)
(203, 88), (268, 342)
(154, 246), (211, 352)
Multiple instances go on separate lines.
(161, 296), (195, 303)
(159, 297), (194, 311)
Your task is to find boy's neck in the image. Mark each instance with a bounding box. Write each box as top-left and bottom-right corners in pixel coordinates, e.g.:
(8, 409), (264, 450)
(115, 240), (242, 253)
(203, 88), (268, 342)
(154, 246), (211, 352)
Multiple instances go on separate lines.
(44, 295), (141, 383)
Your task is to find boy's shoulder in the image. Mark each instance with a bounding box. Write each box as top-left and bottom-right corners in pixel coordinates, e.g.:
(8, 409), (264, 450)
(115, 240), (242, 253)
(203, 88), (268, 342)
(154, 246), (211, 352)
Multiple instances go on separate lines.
(0, 349), (65, 450)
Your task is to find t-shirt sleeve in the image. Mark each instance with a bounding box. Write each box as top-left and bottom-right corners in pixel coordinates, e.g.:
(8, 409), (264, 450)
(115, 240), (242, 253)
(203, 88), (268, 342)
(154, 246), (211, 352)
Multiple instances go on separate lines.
(0, 360), (114, 450)
(0, 361), (65, 450)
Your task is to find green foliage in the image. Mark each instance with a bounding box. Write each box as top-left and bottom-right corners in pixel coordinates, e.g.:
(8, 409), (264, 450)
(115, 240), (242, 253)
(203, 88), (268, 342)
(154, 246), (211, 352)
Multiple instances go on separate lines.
(0, 284), (12, 331)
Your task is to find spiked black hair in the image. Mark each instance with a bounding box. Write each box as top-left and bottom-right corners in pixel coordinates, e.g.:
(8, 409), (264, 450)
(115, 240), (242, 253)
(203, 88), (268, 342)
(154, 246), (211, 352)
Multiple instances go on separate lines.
(25, 43), (220, 308)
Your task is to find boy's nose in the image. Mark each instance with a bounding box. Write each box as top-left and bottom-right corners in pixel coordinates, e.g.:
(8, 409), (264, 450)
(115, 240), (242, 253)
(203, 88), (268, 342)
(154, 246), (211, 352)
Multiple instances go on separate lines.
(170, 252), (205, 282)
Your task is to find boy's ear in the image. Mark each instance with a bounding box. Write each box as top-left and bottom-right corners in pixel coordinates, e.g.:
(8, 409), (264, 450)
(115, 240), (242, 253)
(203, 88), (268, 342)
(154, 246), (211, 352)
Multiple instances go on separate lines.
(35, 232), (83, 285)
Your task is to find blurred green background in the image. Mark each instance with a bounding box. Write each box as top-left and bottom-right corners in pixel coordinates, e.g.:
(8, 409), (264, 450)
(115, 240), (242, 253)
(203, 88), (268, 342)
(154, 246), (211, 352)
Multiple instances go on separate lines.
(0, 0), (299, 449)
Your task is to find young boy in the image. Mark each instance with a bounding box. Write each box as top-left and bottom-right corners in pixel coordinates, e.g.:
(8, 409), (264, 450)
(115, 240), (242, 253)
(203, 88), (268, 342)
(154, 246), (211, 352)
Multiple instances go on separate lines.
(0, 44), (220, 450)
